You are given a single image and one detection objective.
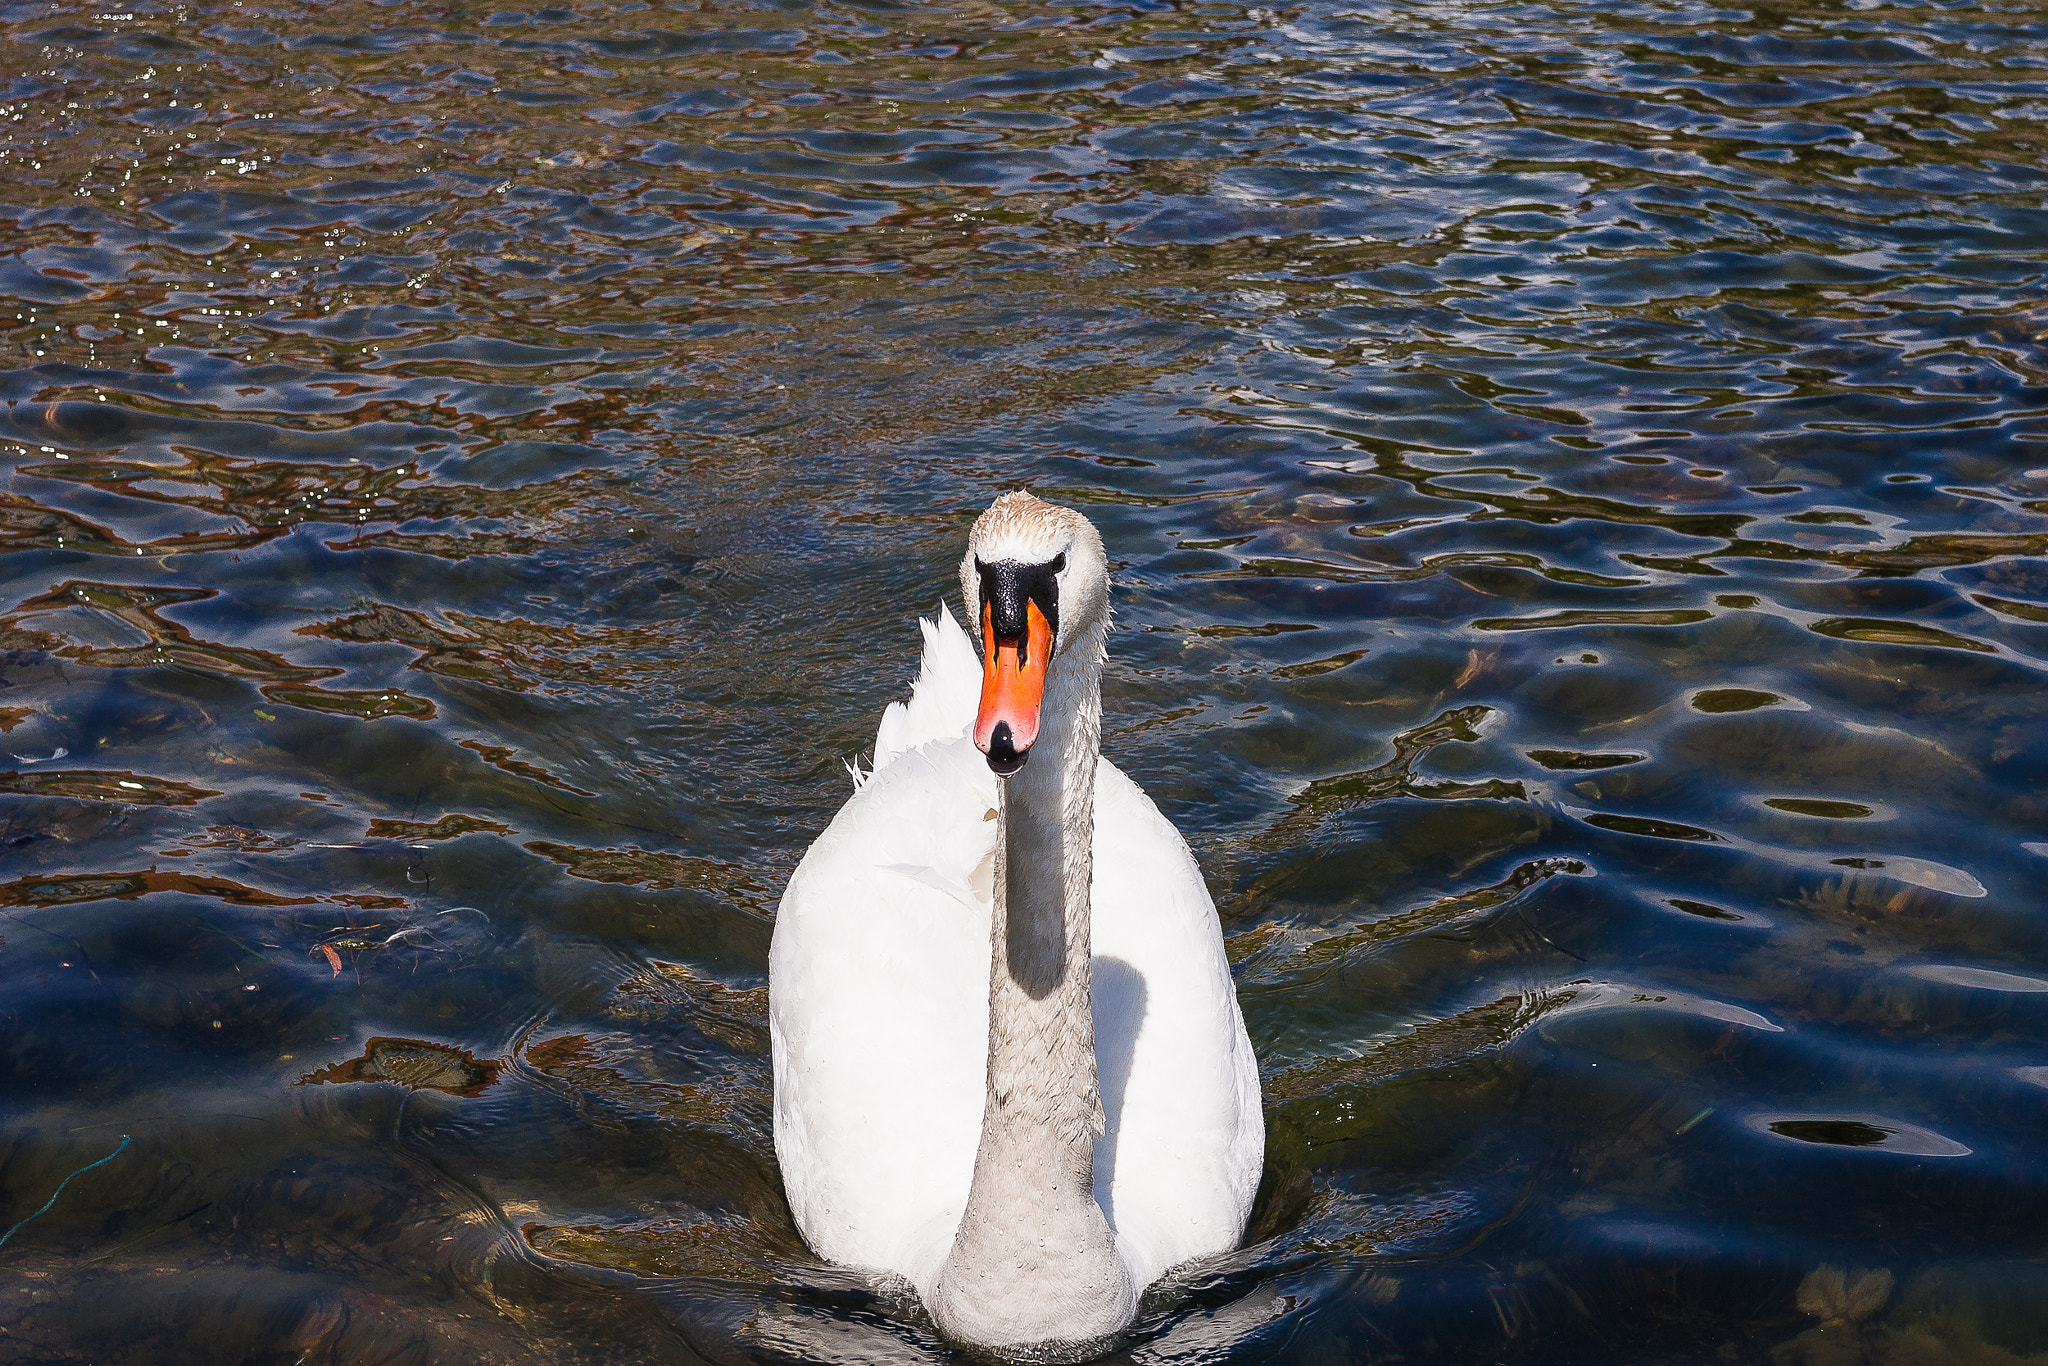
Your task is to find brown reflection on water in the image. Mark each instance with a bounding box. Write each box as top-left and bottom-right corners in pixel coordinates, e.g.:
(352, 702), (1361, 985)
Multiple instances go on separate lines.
(20, 448), (595, 538)
(300, 600), (673, 695)
(10, 578), (335, 678)
(0, 768), (219, 806)
(0, 867), (311, 908)
(303, 1036), (503, 1097)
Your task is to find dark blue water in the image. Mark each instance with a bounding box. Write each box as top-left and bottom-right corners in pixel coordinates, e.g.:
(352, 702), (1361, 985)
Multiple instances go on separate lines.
(2, 0), (2047, 1359)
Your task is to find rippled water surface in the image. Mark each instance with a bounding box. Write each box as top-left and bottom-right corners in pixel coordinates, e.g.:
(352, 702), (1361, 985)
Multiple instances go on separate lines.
(3, 0), (2047, 1358)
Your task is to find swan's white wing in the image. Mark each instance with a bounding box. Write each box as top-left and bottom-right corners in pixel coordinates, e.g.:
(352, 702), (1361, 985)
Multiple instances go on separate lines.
(1090, 760), (1264, 1290)
(771, 736), (998, 1293)
(869, 607), (980, 777)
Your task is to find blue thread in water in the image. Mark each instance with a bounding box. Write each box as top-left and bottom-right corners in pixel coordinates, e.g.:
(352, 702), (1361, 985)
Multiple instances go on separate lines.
(0, 1135), (131, 1251)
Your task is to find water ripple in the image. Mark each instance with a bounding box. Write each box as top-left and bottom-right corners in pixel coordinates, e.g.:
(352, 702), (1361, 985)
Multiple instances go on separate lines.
(3, 0), (2047, 1357)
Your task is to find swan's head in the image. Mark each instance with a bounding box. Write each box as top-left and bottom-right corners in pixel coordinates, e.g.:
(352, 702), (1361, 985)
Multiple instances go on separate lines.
(959, 491), (1109, 777)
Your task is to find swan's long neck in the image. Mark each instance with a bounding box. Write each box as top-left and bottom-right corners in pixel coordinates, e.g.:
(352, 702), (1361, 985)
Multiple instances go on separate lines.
(985, 654), (1103, 1174)
(931, 640), (1136, 1349)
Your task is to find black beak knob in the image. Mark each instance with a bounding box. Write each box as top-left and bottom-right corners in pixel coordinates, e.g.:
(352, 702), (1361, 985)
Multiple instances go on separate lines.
(985, 720), (1028, 776)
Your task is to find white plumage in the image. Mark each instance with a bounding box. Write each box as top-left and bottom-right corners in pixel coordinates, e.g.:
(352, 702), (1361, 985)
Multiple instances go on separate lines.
(770, 602), (1263, 1321)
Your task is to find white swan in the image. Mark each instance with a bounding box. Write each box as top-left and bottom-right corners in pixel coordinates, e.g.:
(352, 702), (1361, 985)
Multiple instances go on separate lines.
(770, 492), (1264, 1353)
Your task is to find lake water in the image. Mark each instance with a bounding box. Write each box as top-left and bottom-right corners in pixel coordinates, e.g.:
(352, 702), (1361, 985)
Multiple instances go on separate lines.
(2, 0), (2047, 1360)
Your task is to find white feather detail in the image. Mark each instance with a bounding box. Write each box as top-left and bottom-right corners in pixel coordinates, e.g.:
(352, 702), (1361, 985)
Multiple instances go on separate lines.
(869, 604), (981, 779)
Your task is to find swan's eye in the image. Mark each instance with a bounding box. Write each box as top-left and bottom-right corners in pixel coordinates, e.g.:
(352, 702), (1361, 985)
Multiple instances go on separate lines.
(1051, 552), (1067, 575)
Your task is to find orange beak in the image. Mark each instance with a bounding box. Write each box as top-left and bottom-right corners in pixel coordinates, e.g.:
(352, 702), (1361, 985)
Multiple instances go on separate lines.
(975, 598), (1053, 775)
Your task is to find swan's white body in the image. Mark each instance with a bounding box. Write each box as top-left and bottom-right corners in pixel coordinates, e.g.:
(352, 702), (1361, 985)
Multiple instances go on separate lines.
(770, 604), (1263, 1327)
